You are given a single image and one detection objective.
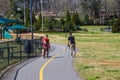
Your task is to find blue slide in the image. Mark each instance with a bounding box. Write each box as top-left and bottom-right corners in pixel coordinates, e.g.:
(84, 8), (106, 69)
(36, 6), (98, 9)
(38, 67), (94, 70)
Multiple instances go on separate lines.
(3, 30), (12, 39)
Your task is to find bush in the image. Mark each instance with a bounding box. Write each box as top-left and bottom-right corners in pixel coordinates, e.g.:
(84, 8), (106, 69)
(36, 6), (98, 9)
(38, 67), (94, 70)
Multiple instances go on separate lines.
(81, 28), (88, 32)
(112, 18), (120, 33)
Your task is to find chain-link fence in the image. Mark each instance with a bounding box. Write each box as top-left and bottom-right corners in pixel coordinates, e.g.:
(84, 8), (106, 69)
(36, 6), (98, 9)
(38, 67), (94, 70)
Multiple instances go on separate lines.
(0, 37), (42, 72)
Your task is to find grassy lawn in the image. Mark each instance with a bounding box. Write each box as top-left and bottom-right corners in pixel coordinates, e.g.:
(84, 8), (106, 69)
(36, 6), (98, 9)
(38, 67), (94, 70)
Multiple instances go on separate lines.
(43, 26), (120, 80)
(74, 33), (120, 80)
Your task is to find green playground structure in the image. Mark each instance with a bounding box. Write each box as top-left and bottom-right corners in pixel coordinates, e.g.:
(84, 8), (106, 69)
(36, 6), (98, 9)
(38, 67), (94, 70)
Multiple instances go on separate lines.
(2, 28), (12, 39)
(3, 30), (12, 39)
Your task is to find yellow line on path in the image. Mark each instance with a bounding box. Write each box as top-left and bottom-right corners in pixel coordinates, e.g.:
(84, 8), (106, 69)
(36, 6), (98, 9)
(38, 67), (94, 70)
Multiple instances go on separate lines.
(39, 46), (66, 80)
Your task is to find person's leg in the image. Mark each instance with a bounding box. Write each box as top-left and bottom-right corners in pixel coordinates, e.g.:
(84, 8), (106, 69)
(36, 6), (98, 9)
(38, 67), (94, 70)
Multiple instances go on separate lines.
(73, 44), (76, 57)
(41, 48), (44, 56)
(70, 44), (74, 57)
(46, 48), (49, 58)
(71, 51), (73, 57)
(70, 44), (76, 57)
(74, 51), (76, 57)
(43, 49), (46, 58)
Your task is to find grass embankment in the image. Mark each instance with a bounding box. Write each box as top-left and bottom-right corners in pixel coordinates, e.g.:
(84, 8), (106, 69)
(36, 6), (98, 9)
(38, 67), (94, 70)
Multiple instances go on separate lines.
(45, 26), (120, 80)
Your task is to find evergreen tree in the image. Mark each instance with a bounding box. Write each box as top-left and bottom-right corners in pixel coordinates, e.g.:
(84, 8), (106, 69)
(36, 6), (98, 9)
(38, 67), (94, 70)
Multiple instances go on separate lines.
(84, 14), (90, 25)
(71, 11), (81, 25)
(9, 1), (17, 18)
(75, 11), (81, 25)
(60, 18), (65, 26)
(112, 18), (120, 33)
(66, 10), (71, 23)
(31, 12), (37, 31)
(35, 13), (42, 31)
(65, 10), (71, 32)
(32, 12), (37, 24)
(65, 10), (75, 32)
(71, 11), (81, 31)
(25, 9), (30, 27)
(44, 17), (53, 30)
(71, 12), (76, 25)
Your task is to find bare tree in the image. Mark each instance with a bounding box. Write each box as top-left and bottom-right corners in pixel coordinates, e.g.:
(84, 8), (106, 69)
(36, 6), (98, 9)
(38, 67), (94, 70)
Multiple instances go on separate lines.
(0, 0), (10, 15)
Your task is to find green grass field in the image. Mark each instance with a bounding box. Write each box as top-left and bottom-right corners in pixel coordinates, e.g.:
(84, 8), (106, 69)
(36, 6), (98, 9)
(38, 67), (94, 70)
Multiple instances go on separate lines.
(46, 26), (120, 80)
(74, 33), (120, 80)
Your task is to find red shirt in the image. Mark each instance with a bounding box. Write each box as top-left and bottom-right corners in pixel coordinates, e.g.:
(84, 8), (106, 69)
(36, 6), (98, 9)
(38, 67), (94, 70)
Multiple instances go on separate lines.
(42, 37), (50, 49)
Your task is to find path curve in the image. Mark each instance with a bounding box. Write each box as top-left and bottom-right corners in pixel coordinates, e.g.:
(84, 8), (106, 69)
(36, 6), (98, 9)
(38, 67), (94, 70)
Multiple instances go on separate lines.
(0, 44), (83, 80)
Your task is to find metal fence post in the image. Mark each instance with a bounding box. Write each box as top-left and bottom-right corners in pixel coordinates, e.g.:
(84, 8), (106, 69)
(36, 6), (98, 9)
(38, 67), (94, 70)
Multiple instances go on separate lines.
(7, 42), (10, 65)
(19, 40), (22, 60)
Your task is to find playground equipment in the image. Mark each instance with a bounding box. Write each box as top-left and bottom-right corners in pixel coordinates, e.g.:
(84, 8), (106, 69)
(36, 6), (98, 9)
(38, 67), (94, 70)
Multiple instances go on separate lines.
(0, 17), (21, 40)
(3, 30), (12, 39)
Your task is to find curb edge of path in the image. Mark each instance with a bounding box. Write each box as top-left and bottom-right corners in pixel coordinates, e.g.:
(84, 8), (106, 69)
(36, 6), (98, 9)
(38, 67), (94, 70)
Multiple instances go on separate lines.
(0, 60), (28, 79)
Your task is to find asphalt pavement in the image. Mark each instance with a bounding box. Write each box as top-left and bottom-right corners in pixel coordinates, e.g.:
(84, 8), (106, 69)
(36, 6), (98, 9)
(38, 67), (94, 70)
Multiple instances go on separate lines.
(0, 44), (83, 80)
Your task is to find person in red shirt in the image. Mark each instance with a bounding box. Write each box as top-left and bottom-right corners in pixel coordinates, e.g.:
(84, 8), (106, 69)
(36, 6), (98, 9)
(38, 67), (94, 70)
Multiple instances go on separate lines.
(42, 34), (50, 58)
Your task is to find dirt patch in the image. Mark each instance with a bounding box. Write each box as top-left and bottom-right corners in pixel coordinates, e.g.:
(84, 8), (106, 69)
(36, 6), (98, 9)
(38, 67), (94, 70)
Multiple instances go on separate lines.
(82, 59), (120, 66)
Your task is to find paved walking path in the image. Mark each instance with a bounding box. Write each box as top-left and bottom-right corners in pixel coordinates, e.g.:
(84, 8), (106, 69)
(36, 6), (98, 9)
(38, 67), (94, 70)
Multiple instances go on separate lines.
(1, 44), (83, 80)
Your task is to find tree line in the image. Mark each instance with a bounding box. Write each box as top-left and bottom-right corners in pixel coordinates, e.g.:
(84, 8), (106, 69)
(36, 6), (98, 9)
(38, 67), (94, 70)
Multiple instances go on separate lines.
(0, 0), (119, 33)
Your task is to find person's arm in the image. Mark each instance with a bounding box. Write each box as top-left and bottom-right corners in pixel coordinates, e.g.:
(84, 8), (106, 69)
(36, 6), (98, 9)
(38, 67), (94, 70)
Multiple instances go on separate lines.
(48, 39), (50, 48)
(68, 37), (70, 47)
